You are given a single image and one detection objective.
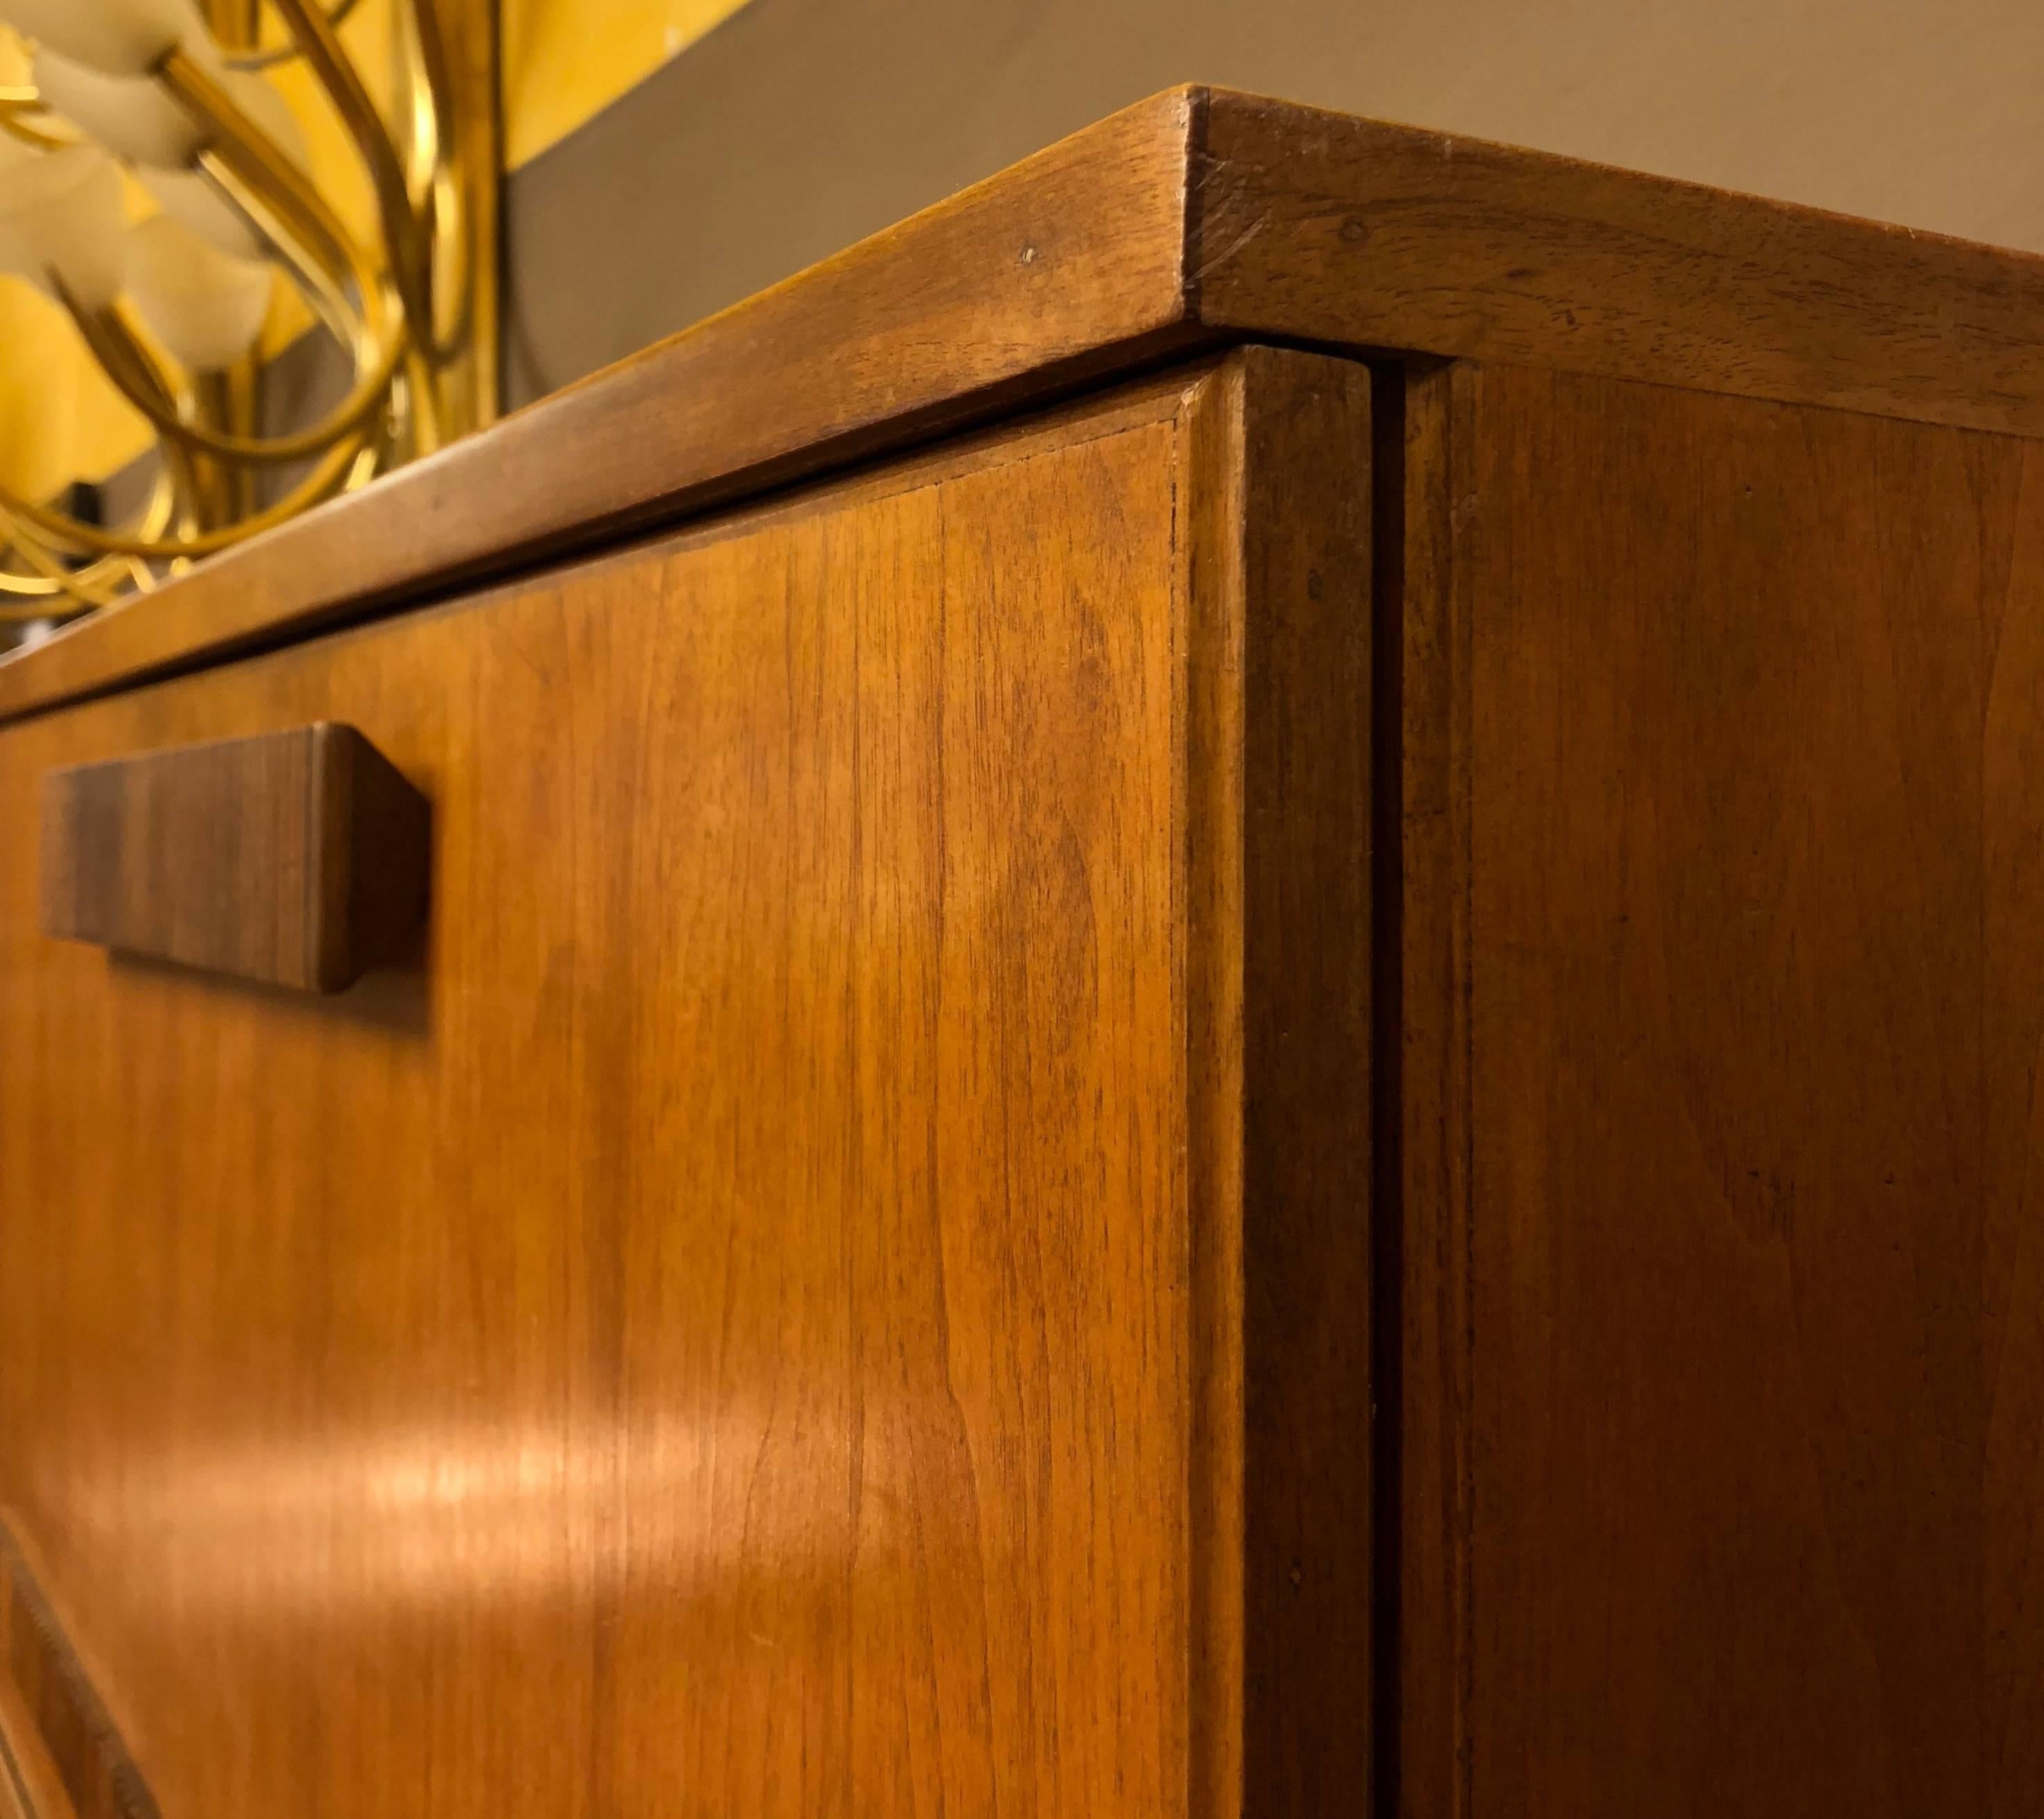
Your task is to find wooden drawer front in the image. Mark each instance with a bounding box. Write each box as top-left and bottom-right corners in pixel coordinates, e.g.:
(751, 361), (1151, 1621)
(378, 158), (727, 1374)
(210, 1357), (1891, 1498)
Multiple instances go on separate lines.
(0, 356), (1374, 1817)
(0, 383), (1188, 1817)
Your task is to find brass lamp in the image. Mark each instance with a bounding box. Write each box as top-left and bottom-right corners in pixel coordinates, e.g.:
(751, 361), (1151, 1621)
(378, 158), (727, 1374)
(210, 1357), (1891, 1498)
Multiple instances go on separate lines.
(0, 0), (498, 621)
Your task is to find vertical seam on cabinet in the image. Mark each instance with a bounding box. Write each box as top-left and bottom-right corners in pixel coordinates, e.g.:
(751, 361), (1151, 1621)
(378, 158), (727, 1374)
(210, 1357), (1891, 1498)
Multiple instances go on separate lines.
(1370, 361), (1409, 1819)
(1453, 363), (1479, 1819)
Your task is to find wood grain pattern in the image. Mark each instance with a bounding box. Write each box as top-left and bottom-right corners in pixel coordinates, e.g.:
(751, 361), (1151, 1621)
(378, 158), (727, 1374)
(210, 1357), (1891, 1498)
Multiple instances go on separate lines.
(12, 85), (2044, 723)
(1192, 92), (2044, 443)
(1445, 361), (2044, 1818)
(40, 724), (430, 994)
(1179, 348), (1377, 1815)
(0, 353), (1376, 1816)
(0, 1675), (80, 1819)
(1390, 357), (1479, 1819)
(0, 90), (1204, 725)
(0, 1528), (155, 1819)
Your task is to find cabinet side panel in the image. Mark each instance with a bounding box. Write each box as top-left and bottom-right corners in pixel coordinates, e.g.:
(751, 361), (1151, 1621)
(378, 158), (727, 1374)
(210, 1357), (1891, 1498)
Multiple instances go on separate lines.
(1462, 364), (2044, 1818)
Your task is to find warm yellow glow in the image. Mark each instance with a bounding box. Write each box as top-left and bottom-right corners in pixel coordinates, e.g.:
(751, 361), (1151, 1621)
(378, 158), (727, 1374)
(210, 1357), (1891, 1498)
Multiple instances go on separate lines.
(0, 138), (155, 500)
(0, 283), (149, 502)
(0, 7), (394, 499)
(264, 0), (390, 261)
(38, 1405), (810, 1617)
(501, 0), (754, 166)
(3, 0), (743, 503)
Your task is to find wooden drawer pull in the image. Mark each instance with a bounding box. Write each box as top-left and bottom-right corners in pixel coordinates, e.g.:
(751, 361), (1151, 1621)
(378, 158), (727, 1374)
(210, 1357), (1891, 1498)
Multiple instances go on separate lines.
(40, 723), (430, 995)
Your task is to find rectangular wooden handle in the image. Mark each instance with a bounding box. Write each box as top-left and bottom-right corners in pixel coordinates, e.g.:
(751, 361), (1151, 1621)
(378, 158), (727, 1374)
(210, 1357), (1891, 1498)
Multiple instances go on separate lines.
(40, 723), (430, 995)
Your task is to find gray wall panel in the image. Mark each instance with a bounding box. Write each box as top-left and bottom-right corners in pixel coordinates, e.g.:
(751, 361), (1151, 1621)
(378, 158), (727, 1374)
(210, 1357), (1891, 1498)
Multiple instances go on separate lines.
(502, 0), (2044, 404)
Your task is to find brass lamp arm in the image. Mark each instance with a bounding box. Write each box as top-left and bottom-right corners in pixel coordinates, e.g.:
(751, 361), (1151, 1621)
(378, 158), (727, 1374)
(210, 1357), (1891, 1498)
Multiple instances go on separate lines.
(0, 465), (177, 611)
(0, 531), (124, 611)
(0, 434), (364, 561)
(156, 50), (363, 290)
(193, 152), (375, 355)
(0, 0), (498, 611)
(0, 91), (70, 152)
(222, 0), (364, 72)
(263, 0), (437, 341)
(66, 296), (406, 466)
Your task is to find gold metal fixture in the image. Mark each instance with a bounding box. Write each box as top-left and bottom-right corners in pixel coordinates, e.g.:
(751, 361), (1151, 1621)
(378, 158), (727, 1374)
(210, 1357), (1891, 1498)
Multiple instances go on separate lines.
(0, 0), (499, 622)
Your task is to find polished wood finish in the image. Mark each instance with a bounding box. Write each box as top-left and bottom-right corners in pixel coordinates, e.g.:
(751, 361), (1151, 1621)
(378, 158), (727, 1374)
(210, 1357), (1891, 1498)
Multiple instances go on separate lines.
(0, 1675), (81, 1819)
(0, 1528), (154, 1819)
(0, 90), (1203, 724)
(12, 84), (2044, 724)
(1389, 361), (2044, 1818)
(0, 354), (1374, 1816)
(8, 92), (2044, 1819)
(1390, 357), (1479, 1819)
(1192, 92), (2044, 440)
(40, 724), (429, 994)
(1181, 348), (1378, 1813)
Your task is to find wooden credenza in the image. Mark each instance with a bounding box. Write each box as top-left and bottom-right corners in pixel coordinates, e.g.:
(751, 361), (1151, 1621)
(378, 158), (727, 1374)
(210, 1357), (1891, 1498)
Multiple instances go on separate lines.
(2, 86), (2041, 1819)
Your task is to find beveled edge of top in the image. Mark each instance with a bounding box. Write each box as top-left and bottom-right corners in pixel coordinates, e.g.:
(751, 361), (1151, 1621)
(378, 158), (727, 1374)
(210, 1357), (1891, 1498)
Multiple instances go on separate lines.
(8, 83), (2044, 724)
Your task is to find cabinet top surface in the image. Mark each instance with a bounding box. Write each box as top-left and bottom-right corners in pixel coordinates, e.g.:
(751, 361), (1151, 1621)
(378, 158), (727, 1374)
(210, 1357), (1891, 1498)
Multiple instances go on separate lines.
(7, 83), (2043, 724)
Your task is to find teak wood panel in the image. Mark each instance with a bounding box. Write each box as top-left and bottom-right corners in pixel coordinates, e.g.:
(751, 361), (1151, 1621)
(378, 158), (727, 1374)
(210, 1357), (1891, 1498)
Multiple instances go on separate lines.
(40, 725), (430, 995)
(0, 351), (1375, 1817)
(0, 1525), (156, 1819)
(1411, 363), (2044, 1818)
(1192, 94), (2044, 442)
(13, 83), (2044, 726)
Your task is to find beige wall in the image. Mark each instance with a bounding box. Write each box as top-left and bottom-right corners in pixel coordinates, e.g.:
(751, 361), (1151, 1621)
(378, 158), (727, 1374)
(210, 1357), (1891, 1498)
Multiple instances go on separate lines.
(507, 0), (2044, 399)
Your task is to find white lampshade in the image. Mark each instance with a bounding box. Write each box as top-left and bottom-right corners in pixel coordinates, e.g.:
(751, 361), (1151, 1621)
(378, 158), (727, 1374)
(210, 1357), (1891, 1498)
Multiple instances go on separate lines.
(0, 0), (208, 79)
(33, 47), (205, 168)
(0, 145), (129, 307)
(34, 49), (300, 173)
(138, 165), (261, 261)
(0, 125), (33, 181)
(0, 136), (40, 292)
(125, 212), (272, 370)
